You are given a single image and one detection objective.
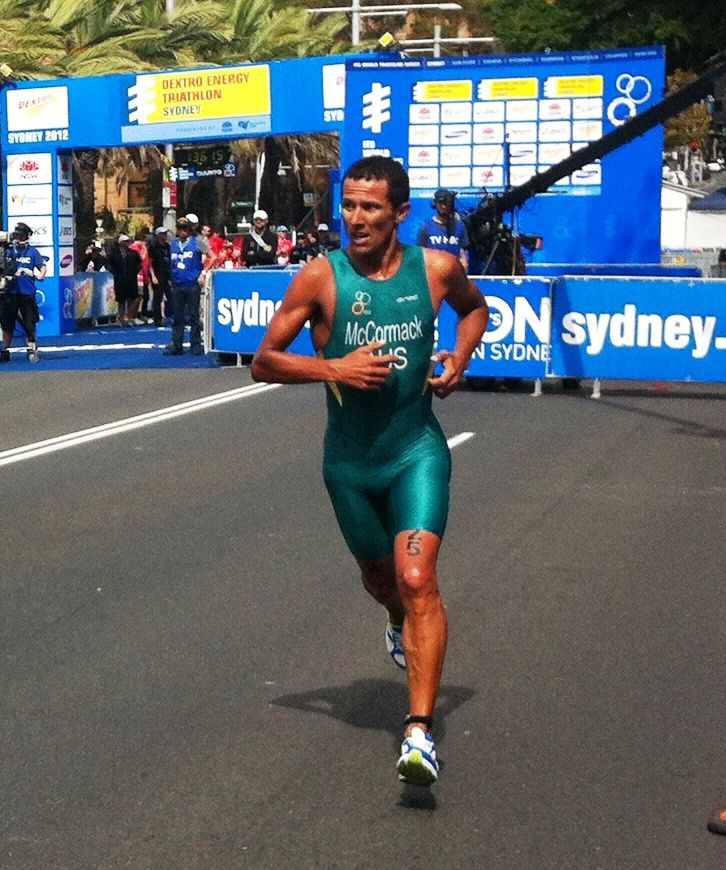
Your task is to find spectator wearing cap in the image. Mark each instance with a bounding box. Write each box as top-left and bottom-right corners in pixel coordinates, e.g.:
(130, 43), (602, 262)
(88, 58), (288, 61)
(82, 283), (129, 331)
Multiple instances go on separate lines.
(416, 188), (469, 271)
(275, 226), (293, 264)
(164, 217), (207, 355)
(107, 234), (143, 326)
(80, 239), (108, 272)
(315, 222), (340, 256)
(0, 221), (47, 363)
(243, 209), (278, 268)
(148, 227), (172, 327)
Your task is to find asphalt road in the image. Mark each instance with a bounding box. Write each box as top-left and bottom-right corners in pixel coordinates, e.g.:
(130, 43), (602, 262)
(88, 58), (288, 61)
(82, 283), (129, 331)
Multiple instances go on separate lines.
(1, 370), (725, 870)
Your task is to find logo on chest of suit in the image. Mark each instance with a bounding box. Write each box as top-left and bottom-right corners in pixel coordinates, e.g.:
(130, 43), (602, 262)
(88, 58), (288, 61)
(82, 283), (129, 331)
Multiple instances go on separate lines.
(351, 291), (371, 316)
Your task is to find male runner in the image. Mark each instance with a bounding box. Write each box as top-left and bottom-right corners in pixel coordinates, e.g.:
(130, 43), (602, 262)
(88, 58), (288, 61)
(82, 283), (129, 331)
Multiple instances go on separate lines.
(251, 156), (488, 785)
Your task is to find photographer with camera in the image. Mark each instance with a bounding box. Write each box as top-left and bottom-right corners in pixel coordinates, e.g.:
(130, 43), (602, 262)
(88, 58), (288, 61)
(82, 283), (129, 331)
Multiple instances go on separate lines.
(417, 188), (469, 272)
(0, 222), (46, 364)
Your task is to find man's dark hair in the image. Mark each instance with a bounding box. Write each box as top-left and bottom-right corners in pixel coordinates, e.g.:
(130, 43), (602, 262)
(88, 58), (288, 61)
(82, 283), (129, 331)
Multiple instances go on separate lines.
(343, 156), (410, 207)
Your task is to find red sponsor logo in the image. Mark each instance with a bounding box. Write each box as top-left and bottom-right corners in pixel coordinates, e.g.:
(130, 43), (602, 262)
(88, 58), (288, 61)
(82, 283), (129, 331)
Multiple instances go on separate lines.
(19, 159), (40, 173)
(418, 150), (430, 158)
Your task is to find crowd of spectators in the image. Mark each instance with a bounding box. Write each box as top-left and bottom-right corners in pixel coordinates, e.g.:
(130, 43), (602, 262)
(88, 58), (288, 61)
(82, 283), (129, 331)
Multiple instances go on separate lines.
(78, 214), (341, 347)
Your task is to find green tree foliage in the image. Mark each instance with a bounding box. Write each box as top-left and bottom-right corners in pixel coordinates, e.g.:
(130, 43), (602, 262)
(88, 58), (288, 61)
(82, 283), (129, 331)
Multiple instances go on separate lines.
(664, 69), (713, 150)
(479, 0), (725, 73)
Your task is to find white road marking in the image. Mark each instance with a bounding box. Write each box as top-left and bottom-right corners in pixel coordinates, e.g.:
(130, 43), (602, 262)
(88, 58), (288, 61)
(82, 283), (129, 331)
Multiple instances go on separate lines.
(0, 383), (281, 467)
(447, 431), (475, 449)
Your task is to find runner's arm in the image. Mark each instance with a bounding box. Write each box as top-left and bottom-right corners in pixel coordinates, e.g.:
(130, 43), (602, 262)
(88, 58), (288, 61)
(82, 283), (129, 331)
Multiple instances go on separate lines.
(251, 260), (338, 384)
(426, 251), (488, 398)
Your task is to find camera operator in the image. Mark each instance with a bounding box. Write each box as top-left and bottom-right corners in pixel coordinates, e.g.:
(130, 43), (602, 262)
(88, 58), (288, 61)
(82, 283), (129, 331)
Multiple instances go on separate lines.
(417, 188), (469, 272)
(0, 222), (46, 363)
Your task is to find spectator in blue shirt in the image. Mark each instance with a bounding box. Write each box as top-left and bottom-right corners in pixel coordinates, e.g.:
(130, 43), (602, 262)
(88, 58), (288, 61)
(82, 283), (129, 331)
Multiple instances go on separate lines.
(416, 188), (469, 272)
(0, 222), (47, 363)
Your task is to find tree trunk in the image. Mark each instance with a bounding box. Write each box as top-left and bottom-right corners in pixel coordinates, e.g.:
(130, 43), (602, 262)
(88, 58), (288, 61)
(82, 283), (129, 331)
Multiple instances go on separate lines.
(73, 149), (100, 263)
(259, 137), (282, 220)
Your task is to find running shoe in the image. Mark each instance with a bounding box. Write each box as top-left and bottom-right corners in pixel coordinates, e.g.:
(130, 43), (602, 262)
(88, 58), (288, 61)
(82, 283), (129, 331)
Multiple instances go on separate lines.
(0, 349), (10, 363)
(385, 619), (406, 669)
(26, 349), (39, 363)
(397, 727), (438, 786)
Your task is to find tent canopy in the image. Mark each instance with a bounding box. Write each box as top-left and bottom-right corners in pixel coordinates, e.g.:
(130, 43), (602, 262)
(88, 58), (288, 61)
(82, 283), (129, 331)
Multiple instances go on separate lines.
(690, 186), (726, 210)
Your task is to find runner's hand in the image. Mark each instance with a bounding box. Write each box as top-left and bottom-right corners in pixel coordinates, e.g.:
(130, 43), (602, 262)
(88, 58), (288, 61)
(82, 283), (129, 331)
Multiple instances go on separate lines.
(428, 350), (464, 398)
(330, 341), (399, 389)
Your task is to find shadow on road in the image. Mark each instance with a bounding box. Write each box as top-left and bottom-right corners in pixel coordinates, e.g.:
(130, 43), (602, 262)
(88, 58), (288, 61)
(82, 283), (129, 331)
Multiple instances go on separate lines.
(271, 677), (475, 743)
(272, 678), (474, 811)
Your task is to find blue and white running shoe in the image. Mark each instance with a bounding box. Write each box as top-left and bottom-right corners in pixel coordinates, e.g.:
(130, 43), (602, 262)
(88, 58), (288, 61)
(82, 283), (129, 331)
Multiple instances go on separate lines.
(385, 619), (406, 669)
(397, 727), (438, 786)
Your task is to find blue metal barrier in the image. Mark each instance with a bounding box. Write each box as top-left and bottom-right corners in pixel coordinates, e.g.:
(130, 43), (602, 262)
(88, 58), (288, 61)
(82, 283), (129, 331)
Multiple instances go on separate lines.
(527, 263), (702, 278)
(207, 269), (726, 384)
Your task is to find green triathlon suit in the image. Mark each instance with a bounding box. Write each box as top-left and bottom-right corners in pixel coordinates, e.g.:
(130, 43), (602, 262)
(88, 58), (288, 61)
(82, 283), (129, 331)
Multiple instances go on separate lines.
(321, 245), (451, 561)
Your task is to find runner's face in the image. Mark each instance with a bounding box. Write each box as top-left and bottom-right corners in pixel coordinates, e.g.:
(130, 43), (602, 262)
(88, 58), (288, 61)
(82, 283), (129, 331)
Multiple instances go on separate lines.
(342, 177), (408, 256)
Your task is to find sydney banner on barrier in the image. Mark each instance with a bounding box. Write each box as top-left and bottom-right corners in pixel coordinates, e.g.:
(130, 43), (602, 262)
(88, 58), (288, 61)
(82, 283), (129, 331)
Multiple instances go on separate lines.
(209, 270), (726, 384)
(549, 276), (726, 382)
(211, 268), (313, 356)
(437, 277), (551, 378)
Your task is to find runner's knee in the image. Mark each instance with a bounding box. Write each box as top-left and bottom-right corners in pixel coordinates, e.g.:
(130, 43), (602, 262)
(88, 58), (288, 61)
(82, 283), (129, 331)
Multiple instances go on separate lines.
(397, 564), (437, 599)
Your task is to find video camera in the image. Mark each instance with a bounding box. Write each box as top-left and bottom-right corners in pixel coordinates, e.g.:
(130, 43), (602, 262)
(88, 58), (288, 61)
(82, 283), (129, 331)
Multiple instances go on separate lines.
(0, 227), (20, 292)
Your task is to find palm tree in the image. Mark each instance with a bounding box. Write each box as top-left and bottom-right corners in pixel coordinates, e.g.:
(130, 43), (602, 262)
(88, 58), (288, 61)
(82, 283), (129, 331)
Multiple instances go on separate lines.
(0, 0), (65, 79)
(4, 0), (355, 244)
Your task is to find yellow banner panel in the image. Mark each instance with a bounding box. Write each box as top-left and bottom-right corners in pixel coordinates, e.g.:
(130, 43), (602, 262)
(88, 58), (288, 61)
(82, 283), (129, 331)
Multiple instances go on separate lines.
(478, 78), (539, 100)
(543, 75), (604, 98)
(413, 80), (473, 102)
(145, 66), (271, 123)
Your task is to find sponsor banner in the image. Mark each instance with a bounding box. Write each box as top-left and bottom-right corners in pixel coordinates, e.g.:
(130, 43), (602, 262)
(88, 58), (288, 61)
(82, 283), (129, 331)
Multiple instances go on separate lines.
(57, 185), (73, 216)
(437, 277), (552, 378)
(6, 152), (53, 185)
(210, 268), (312, 355)
(13, 215), (55, 244)
(123, 65), (272, 142)
(550, 276), (726, 382)
(6, 86), (69, 134)
(128, 65), (271, 124)
(58, 247), (75, 277)
(7, 184), (53, 216)
(73, 271), (117, 320)
(57, 216), (74, 246)
(323, 63), (346, 110)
